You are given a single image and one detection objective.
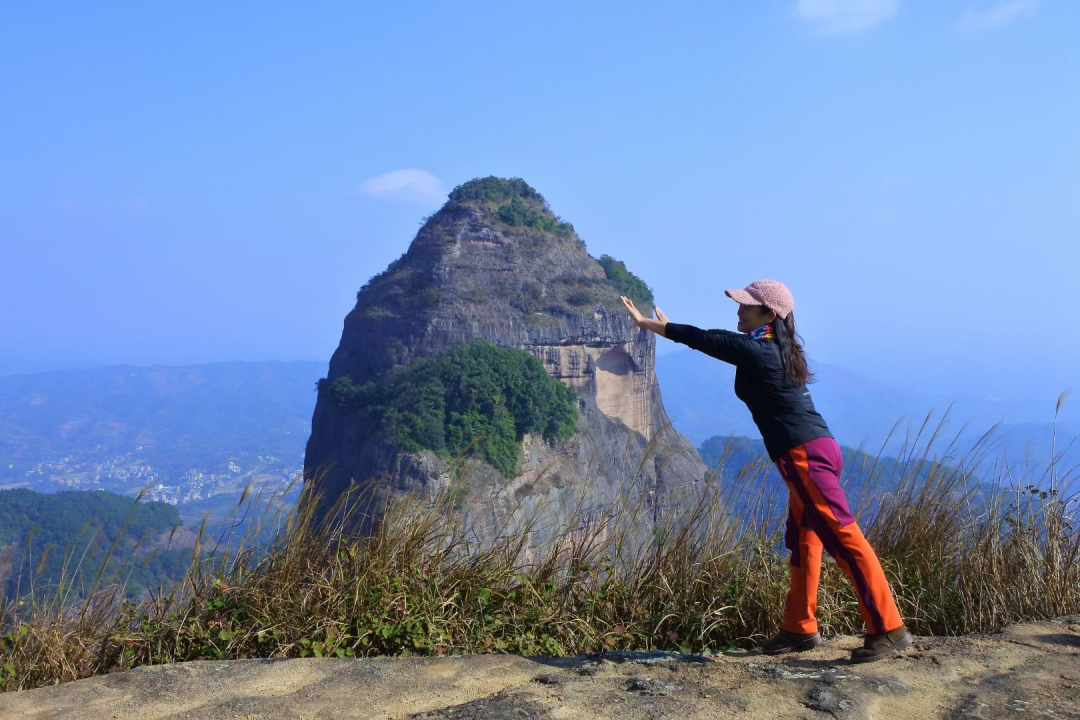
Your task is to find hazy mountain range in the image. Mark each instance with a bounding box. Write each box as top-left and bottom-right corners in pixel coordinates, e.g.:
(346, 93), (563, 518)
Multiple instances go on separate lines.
(0, 353), (1074, 506)
(0, 361), (317, 502)
(5, 349), (1059, 604)
(656, 347), (1078, 484)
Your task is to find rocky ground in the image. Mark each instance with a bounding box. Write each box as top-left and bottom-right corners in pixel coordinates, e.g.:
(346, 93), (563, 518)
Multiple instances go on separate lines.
(3, 616), (1078, 719)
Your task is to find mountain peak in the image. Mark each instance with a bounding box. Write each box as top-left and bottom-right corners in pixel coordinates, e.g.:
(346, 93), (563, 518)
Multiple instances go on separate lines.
(352, 175), (657, 352)
(423, 175), (575, 239)
(304, 175), (706, 547)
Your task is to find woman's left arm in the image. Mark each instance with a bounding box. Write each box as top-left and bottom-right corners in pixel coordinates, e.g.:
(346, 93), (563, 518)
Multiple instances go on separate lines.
(621, 296), (751, 365)
(663, 323), (749, 365)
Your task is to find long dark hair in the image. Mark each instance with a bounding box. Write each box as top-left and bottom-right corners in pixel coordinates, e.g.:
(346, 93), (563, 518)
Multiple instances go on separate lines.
(773, 311), (815, 386)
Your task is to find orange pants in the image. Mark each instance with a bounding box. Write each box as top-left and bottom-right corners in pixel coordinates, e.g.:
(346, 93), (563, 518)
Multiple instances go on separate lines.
(774, 436), (904, 635)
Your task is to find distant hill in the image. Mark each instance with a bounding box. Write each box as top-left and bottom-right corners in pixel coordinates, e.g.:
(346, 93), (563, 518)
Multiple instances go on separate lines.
(657, 347), (1078, 486)
(0, 489), (197, 602)
(0, 358), (112, 379)
(693, 433), (998, 525)
(0, 360), (320, 501)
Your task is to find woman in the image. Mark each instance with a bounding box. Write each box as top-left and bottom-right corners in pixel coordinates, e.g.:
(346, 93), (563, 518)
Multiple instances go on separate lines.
(619, 279), (912, 664)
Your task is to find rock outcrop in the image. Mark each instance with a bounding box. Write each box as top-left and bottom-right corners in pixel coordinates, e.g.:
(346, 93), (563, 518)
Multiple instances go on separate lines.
(302, 177), (710, 546)
(6, 616), (1078, 718)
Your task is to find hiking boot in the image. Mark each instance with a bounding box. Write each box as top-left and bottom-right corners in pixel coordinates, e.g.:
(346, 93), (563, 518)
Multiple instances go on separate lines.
(760, 629), (823, 655)
(850, 625), (913, 663)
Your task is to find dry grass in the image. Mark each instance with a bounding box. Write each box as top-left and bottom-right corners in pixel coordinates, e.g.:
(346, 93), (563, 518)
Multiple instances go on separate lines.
(2, 396), (1078, 692)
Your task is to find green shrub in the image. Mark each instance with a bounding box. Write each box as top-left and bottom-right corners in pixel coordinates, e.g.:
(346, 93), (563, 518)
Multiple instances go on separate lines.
(358, 251), (408, 300)
(495, 196), (573, 237)
(598, 254), (654, 310)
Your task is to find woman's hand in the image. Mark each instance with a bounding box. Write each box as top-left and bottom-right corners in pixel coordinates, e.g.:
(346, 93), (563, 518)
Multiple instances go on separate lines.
(620, 296), (669, 334)
(619, 295), (647, 327)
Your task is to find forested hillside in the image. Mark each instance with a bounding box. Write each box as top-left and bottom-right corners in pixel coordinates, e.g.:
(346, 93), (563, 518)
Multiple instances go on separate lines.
(0, 489), (197, 602)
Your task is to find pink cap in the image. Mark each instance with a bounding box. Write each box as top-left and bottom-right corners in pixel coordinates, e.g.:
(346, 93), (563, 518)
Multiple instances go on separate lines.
(724, 279), (795, 319)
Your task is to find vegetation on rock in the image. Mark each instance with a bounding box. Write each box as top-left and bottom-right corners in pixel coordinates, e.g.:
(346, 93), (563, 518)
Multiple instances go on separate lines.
(598, 253), (654, 311)
(318, 339), (579, 478)
(448, 176), (540, 205)
(443, 176), (575, 237)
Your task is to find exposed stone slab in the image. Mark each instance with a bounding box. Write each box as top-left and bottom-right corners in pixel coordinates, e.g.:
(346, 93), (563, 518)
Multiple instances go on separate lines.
(5, 616), (1078, 719)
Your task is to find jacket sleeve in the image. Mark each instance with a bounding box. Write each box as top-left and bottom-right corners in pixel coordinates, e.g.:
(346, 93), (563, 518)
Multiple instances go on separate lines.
(663, 321), (751, 366)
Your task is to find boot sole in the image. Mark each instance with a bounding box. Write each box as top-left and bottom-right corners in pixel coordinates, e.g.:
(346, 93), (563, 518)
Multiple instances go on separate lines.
(849, 631), (913, 663)
(762, 634), (823, 655)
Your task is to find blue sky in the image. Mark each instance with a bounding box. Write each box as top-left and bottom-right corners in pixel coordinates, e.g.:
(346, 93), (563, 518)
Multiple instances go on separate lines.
(2, 1), (1077, 420)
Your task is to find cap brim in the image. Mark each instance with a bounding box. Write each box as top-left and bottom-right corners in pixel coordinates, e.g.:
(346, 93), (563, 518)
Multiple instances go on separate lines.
(724, 288), (757, 305)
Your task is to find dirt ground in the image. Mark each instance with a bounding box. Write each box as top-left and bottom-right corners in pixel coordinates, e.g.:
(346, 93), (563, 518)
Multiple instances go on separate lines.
(3, 615), (1078, 719)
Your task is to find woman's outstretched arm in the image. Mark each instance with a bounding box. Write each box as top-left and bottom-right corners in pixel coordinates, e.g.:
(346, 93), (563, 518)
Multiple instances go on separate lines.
(620, 295), (751, 366)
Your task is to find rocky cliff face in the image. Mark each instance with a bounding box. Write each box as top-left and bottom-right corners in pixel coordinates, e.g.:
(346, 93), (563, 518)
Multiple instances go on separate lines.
(302, 177), (710, 547)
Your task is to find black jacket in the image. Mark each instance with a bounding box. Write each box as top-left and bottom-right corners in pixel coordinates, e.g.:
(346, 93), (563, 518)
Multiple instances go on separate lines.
(663, 321), (834, 462)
